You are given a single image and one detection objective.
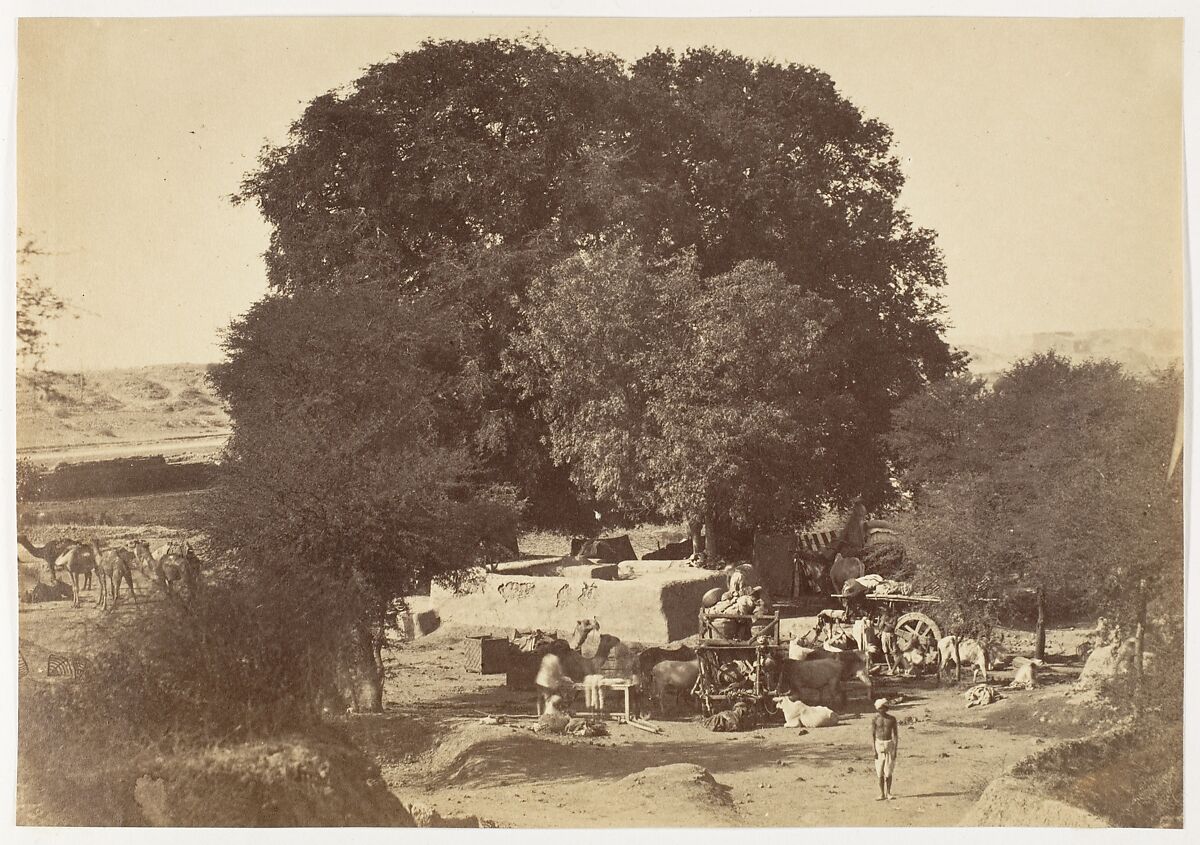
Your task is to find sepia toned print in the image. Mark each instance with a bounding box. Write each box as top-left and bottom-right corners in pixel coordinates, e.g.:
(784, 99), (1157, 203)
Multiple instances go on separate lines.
(14, 16), (1184, 829)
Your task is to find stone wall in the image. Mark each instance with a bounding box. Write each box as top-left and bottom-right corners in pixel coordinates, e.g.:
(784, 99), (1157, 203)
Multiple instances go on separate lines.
(428, 566), (725, 644)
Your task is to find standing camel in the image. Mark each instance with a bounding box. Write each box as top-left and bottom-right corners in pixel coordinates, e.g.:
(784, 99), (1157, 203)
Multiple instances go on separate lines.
(132, 540), (200, 597)
(18, 535), (92, 589)
(53, 545), (97, 608)
(89, 541), (137, 611)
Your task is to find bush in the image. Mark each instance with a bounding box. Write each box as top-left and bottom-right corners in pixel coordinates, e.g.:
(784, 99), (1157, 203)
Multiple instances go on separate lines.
(16, 459), (44, 502)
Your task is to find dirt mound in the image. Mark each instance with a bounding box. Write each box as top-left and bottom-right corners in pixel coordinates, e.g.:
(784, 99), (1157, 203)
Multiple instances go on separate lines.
(19, 715), (412, 827)
(406, 800), (496, 828)
(132, 737), (414, 826)
(112, 377), (171, 402)
(960, 776), (1108, 827)
(615, 764), (737, 825)
(17, 681), (412, 825)
(421, 723), (571, 785)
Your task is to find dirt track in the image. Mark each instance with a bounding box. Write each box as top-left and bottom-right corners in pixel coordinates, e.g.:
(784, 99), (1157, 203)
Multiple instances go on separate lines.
(17, 536), (1099, 829)
(343, 627), (1094, 828)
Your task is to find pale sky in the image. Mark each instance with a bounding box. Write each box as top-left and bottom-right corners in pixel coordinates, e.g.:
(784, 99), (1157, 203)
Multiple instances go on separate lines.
(17, 16), (1185, 370)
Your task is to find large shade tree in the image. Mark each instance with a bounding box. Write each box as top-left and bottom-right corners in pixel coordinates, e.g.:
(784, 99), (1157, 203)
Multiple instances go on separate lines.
(510, 243), (846, 555)
(235, 37), (960, 527)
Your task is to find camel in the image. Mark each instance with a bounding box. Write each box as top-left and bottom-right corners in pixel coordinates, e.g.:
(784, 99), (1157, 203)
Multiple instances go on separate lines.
(18, 534), (92, 589)
(132, 540), (198, 596)
(89, 541), (137, 612)
(829, 554), (865, 593)
(53, 545), (97, 608)
(535, 619), (635, 712)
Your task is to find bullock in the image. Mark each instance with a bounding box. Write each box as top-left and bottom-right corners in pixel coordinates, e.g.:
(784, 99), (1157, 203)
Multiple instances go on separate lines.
(777, 650), (871, 707)
(938, 636), (991, 682)
(648, 659), (701, 715)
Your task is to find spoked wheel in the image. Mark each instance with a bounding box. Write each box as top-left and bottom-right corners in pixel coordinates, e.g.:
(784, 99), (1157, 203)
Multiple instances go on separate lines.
(896, 611), (942, 670)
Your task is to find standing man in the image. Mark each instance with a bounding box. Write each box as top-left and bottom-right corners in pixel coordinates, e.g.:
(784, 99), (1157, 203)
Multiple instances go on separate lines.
(877, 610), (898, 674)
(871, 698), (899, 800)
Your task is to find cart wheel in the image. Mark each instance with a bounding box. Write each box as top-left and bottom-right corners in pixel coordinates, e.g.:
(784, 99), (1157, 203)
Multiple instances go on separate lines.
(896, 611), (942, 667)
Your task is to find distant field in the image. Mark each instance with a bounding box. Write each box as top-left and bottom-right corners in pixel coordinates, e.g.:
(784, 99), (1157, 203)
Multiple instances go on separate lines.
(17, 363), (228, 452)
(18, 488), (210, 531)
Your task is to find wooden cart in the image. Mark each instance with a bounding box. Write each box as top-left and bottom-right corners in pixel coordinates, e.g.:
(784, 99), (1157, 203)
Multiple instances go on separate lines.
(829, 591), (944, 668)
(693, 611), (785, 716)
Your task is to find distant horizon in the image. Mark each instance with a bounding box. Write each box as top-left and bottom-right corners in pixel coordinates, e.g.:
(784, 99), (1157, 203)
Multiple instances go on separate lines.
(15, 322), (1185, 376)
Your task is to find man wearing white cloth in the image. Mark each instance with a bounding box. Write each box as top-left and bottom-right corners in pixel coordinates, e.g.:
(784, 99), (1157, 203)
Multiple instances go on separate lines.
(871, 698), (899, 800)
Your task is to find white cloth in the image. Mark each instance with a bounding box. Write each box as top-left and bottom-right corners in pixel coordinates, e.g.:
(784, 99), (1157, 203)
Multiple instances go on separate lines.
(874, 739), (897, 777)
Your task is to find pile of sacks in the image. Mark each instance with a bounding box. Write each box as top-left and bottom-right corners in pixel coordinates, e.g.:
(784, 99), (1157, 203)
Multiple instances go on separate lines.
(702, 585), (771, 640)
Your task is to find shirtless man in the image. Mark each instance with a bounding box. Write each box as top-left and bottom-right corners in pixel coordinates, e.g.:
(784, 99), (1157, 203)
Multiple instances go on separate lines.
(871, 698), (899, 800)
(877, 610), (898, 674)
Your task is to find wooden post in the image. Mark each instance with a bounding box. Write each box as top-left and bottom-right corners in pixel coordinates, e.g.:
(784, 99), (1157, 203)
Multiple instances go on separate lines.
(953, 635), (962, 683)
(1035, 587), (1047, 662)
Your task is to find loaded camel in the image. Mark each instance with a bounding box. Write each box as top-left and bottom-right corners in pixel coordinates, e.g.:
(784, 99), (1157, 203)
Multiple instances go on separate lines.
(535, 619), (635, 713)
(89, 540), (138, 612)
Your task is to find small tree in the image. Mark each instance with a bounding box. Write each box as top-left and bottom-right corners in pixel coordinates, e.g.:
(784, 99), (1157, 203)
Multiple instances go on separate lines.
(16, 234), (70, 380)
(206, 287), (521, 711)
(891, 354), (1183, 670)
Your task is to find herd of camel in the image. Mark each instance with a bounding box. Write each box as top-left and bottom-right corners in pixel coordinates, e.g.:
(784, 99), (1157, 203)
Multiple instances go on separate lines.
(17, 534), (202, 611)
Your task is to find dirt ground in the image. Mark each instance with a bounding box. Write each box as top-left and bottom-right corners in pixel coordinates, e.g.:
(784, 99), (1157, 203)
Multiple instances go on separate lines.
(16, 525), (1104, 829)
(335, 624), (1096, 828)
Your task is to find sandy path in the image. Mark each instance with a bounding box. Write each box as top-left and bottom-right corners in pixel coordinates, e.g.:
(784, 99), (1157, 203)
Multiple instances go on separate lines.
(351, 630), (1081, 828)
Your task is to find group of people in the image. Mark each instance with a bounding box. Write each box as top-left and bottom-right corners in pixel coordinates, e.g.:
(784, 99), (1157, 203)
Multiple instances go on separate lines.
(807, 604), (929, 677)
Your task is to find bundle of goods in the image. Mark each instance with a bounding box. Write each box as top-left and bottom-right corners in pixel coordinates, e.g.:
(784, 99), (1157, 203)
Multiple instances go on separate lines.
(964, 684), (1003, 708)
(702, 699), (756, 732)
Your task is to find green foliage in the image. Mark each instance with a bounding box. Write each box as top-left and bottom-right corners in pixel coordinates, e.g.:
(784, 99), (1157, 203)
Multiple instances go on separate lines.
(891, 353), (1184, 666)
(235, 37), (960, 526)
(16, 459), (44, 503)
(511, 242), (846, 539)
(205, 287), (522, 706)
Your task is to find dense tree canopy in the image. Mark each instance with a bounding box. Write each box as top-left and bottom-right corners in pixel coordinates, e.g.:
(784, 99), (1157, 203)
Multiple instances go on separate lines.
(206, 287), (520, 709)
(510, 242), (849, 553)
(890, 354), (1183, 681)
(235, 37), (960, 525)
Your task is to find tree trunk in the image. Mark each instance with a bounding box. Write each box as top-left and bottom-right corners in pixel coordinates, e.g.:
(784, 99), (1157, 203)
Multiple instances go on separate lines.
(689, 519), (704, 555)
(953, 636), (962, 683)
(1034, 587), (1047, 662)
(343, 618), (385, 713)
(704, 516), (718, 560)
